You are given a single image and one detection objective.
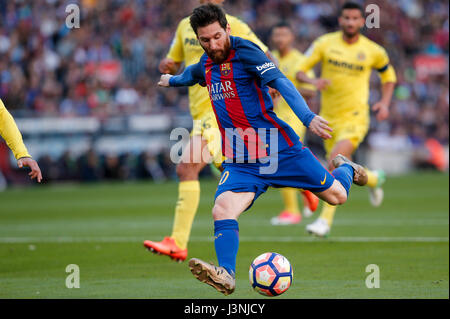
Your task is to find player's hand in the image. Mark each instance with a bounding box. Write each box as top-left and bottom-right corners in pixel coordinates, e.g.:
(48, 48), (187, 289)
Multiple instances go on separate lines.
(308, 115), (333, 140)
(158, 74), (173, 87)
(372, 101), (390, 121)
(159, 58), (177, 74)
(312, 78), (331, 90)
(17, 157), (42, 183)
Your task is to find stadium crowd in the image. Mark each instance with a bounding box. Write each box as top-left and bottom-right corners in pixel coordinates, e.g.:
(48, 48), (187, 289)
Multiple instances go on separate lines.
(0, 0), (448, 183)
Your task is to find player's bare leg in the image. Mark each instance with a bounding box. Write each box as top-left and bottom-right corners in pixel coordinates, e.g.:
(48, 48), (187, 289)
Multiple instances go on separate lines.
(144, 135), (211, 262)
(189, 191), (254, 295)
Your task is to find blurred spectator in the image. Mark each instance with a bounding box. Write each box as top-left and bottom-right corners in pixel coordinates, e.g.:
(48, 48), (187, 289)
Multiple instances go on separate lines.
(0, 0), (447, 141)
(138, 151), (166, 183)
(102, 153), (122, 180)
(78, 148), (101, 182)
(0, 0), (448, 183)
(57, 150), (78, 181)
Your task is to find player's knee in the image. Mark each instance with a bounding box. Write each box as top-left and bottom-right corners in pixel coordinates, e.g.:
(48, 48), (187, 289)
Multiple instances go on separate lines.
(325, 188), (348, 206)
(335, 191), (348, 205)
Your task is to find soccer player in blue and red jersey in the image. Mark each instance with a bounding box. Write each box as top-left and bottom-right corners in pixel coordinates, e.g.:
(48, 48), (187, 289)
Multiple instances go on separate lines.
(158, 4), (368, 295)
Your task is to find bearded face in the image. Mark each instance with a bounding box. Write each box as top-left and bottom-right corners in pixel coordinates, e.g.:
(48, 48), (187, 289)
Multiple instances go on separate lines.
(339, 8), (365, 38)
(197, 21), (231, 64)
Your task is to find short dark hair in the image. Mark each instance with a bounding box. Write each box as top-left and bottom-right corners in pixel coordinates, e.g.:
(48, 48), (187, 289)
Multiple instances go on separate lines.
(190, 4), (228, 35)
(271, 22), (294, 33)
(340, 1), (364, 17)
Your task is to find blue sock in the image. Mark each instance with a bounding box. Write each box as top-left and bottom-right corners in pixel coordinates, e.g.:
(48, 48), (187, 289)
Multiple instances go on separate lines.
(214, 219), (239, 277)
(332, 163), (354, 196)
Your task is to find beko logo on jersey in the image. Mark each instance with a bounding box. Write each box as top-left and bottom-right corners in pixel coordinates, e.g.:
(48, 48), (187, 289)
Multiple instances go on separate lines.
(256, 62), (276, 74)
(207, 81), (236, 101)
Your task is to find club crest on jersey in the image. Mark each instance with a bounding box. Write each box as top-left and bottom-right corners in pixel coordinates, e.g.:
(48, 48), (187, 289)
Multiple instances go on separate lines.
(220, 63), (231, 76)
(357, 52), (366, 61)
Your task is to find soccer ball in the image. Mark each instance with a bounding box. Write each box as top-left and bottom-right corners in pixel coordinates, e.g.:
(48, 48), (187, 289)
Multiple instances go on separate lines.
(249, 252), (293, 297)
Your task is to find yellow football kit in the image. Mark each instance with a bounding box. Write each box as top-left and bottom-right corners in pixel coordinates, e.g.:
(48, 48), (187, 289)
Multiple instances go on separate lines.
(0, 99), (31, 160)
(272, 49), (316, 140)
(298, 31), (397, 227)
(271, 49), (317, 217)
(167, 15), (268, 163)
(298, 31), (397, 156)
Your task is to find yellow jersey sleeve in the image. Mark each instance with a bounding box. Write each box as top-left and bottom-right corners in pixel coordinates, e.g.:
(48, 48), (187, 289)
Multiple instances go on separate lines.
(166, 19), (186, 63)
(378, 65), (397, 84)
(228, 15), (268, 52)
(298, 58), (316, 91)
(0, 99), (31, 159)
(372, 45), (397, 84)
(298, 37), (326, 72)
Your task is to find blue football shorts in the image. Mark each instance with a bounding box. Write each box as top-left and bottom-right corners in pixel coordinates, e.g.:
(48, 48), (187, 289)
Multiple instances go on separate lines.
(215, 143), (335, 210)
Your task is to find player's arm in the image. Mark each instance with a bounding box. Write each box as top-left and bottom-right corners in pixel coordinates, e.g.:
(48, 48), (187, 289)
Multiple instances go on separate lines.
(231, 16), (279, 98)
(297, 66), (318, 99)
(236, 39), (331, 139)
(372, 81), (395, 121)
(269, 77), (332, 139)
(296, 39), (330, 90)
(0, 100), (42, 182)
(298, 87), (317, 100)
(296, 71), (330, 89)
(372, 48), (397, 121)
(266, 50), (281, 100)
(158, 62), (205, 87)
(159, 21), (185, 74)
(159, 58), (182, 75)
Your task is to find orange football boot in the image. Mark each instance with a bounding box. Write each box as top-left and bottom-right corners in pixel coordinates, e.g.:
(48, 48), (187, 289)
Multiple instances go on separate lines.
(143, 237), (187, 262)
(301, 190), (319, 212)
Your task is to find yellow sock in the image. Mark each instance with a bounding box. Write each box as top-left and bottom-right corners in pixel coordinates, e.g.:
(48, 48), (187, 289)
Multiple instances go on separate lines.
(319, 202), (337, 226)
(365, 168), (379, 188)
(280, 188), (300, 215)
(171, 180), (200, 249)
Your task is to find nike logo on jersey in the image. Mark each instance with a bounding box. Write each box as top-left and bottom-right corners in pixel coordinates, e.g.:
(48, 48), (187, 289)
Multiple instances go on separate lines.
(320, 174), (327, 185)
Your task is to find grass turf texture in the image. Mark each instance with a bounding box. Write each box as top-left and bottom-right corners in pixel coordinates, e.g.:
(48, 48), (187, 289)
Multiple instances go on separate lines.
(0, 172), (448, 298)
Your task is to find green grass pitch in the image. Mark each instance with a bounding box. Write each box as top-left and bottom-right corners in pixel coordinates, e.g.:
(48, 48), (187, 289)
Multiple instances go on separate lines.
(0, 172), (448, 298)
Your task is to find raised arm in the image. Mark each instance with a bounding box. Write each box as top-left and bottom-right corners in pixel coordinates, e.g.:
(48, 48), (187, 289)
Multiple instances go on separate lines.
(268, 77), (332, 140)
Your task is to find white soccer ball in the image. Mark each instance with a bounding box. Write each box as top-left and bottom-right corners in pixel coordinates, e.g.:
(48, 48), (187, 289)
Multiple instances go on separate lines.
(249, 252), (293, 296)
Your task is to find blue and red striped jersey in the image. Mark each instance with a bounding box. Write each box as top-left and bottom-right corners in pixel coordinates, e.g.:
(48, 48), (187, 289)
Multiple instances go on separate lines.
(176, 36), (302, 161)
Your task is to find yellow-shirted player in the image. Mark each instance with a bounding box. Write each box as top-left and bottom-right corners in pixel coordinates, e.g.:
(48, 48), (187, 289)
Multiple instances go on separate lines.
(144, 0), (275, 261)
(297, 2), (397, 237)
(269, 22), (320, 226)
(0, 98), (42, 184)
